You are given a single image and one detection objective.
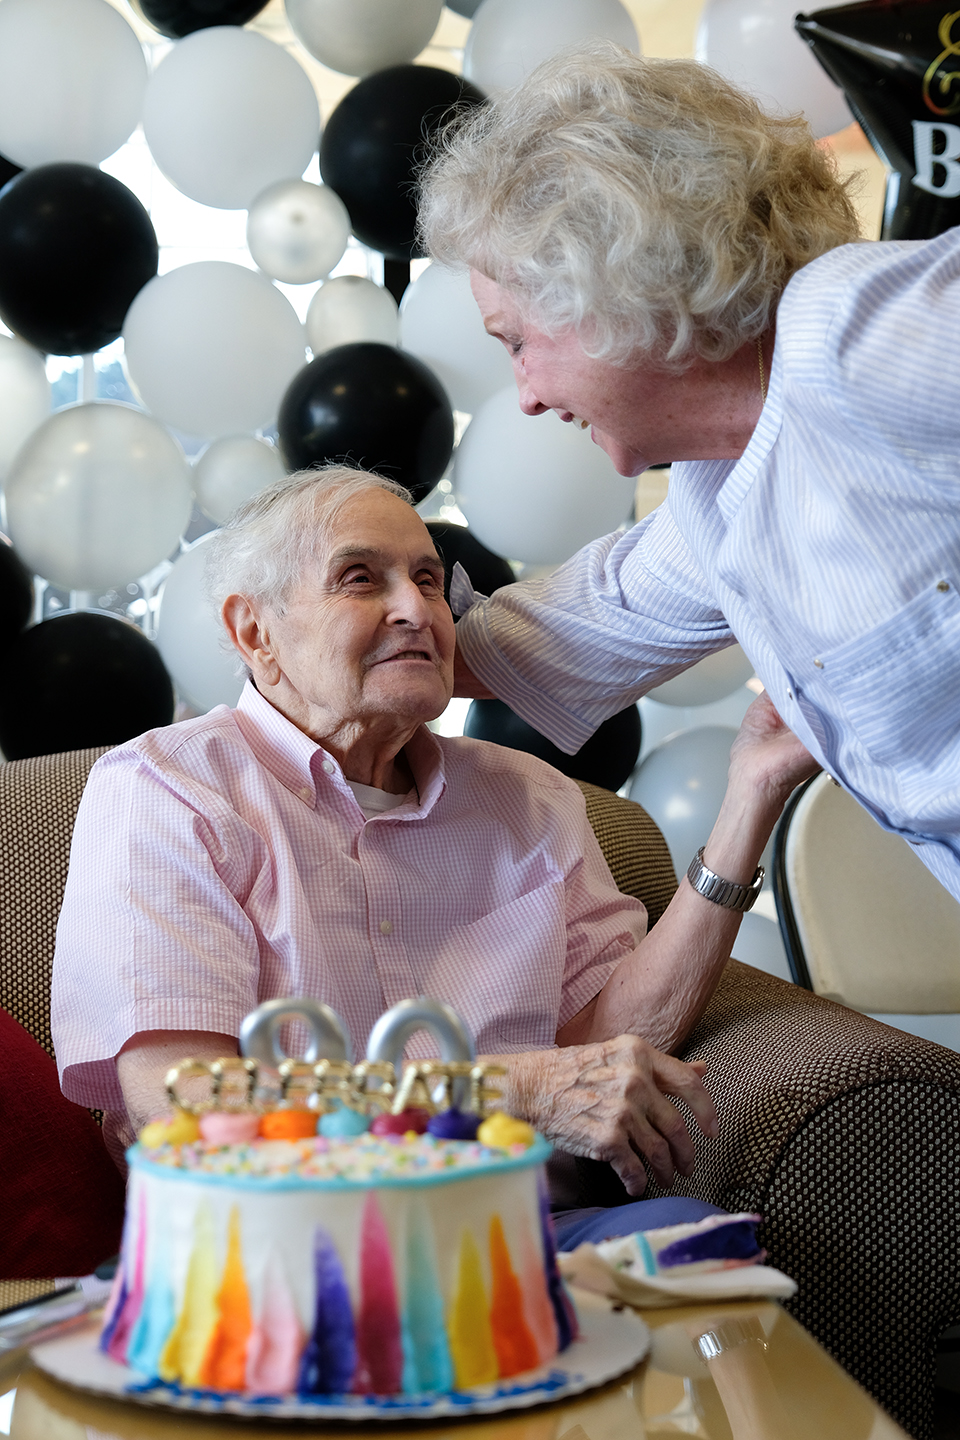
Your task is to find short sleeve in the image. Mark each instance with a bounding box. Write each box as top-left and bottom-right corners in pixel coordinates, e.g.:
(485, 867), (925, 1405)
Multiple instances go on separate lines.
(52, 750), (264, 1110)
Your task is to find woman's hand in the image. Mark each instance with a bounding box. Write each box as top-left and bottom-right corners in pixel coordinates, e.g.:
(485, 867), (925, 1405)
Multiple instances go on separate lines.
(727, 691), (821, 810)
(494, 1037), (718, 1196)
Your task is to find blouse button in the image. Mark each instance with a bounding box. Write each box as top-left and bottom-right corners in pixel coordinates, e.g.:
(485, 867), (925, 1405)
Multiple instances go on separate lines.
(379, 920), (393, 935)
(813, 658), (823, 669)
(322, 760), (335, 774)
(937, 580), (950, 593)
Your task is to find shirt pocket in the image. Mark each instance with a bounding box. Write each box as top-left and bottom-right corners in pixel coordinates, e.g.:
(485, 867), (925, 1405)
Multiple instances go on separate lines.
(816, 578), (960, 769)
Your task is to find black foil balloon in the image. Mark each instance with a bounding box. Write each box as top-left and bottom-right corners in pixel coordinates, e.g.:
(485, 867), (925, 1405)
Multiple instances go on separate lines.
(0, 538), (32, 635)
(465, 699), (642, 793)
(320, 65), (486, 260)
(0, 164), (158, 355)
(798, 2), (960, 238)
(0, 613), (174, 761)
(134, 0), (270, 37)
(425, 522), (514, 612)
(278, 342), (454, 504)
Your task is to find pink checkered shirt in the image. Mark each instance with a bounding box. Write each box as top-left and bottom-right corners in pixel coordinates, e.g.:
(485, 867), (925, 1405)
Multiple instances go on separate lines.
(52, 682), (647, 1111)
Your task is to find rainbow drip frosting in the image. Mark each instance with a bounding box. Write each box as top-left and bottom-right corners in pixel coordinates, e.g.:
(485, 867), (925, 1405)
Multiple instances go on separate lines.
(103, 1131), (574, 1399)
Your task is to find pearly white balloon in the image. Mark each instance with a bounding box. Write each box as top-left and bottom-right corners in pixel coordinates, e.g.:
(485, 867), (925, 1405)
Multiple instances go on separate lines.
(285, 0), (443, 77)
(454, 386), (635, 565)
(4, 403), (192, 592)
(628, 726), (738, 882)
(399, 263), (514, 414)
(306, 276), (398, 355)
(696, 0), (850, 139)
(193, 435), (287, 526)
(0, 336), (51, 486)
(156, 535), (245, 714)
(646, 644), (756, 707)
(142, 27), (320, 211)
(0, 0), (146, 169)
(123, 261), (306, 440)
(247, 180), (351, 286)
(465, 0), (639, 95)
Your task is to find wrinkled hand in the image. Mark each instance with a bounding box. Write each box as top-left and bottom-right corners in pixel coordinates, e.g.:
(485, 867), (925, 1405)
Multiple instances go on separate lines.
(728, 692), (821, 808)
(505, 1035), (718, 1197)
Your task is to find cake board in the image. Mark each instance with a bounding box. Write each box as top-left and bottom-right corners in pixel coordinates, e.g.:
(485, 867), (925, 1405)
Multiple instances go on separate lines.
(31, 1291), (649, 1421)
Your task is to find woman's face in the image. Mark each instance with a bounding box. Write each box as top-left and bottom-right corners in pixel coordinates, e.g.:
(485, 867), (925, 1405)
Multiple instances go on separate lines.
(471, 270), (673, 477)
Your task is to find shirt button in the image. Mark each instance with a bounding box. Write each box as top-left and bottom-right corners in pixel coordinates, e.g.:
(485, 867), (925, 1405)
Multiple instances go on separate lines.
(299, 786), (312, 802)
(786, 689), (794, 701)
(379, 920), (393, 935)
(937, 580), (950, 593)
(322, 760), (335, 775)
(813, 658), (823, 669)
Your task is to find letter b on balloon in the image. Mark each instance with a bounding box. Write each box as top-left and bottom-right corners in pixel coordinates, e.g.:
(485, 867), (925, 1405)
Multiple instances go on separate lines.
(912, 120), (960, 197)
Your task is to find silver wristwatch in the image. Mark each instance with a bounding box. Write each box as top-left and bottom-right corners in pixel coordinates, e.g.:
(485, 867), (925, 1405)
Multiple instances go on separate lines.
(686, 846), (764, 912)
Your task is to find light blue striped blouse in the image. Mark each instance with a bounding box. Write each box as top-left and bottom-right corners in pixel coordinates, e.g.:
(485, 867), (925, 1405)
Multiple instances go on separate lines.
(453, 227), (960, 902)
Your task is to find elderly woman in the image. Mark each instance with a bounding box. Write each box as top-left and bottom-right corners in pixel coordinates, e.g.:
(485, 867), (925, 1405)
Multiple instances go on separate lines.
(420, 43), (960, 905)
(52, 467), (816, 1245)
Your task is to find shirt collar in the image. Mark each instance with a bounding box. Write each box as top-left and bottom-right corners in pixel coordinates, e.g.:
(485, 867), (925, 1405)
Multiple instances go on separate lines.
(233, 680), (447, 819)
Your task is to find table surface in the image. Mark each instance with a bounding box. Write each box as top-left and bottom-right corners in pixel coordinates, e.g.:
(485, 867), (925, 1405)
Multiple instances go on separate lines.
(0, 1297), (909, 1440)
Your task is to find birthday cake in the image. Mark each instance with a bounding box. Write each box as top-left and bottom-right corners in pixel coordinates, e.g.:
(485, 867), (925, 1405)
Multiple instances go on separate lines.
(100, 1002), (577, 1400)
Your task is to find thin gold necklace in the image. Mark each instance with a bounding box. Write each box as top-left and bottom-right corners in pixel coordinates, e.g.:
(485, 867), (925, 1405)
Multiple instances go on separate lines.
(757, 336), (767, 406)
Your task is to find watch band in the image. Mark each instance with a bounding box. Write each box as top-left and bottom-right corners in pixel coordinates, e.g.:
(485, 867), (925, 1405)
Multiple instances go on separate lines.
(686, 847), (764, 912)
(696, 1316), (767, 1361)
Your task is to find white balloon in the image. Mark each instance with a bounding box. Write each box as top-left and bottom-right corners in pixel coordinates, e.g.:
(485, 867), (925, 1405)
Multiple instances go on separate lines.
(247, 180), (350, 286)
(123, 261), (306, 440)
(306, 276), (399, 355)
(453, 386), (635, 564)
(142, 27), (320, 210)
(696, 0), (850, 139)
(646, 644), (756, 707)
(156, 535), (245, 714)
(0, 0), (146, 169)
(285, 0), (443, 77)
(399, 264), (514, 414)
(628, 726), (737, 880)
(0, 337), (51, 485)
(465, 0), (639, 95)
(193, 435), (286, 526)
(4, 403), (192, 592)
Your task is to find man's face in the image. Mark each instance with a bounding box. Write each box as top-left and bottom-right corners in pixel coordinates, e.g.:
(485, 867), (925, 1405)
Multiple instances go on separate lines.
(259, 489), (456, 743)
(471, 269), (682, 478)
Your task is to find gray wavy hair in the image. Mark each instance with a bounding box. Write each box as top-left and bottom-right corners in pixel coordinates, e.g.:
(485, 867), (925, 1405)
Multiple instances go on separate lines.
(419, 42), (860, 368)
(204, 465), (413, 620)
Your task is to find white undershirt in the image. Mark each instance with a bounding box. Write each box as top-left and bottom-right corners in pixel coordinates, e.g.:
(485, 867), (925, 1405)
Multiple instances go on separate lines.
(346, 779), (410, 821)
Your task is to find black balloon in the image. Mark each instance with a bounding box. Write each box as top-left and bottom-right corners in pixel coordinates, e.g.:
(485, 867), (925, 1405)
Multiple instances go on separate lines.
(465, 699), (641, 793)
(0, 613), (174, 761)
(278, 342), (455, 504)
(798, 2), (960, 238)
(0, 538), (32, 635)
(0, 164), (158, 355)
(0, 151), (21, 192)
(425, 522), (514, 612)
(134, 0), (269, 37)
(320, 65), (486, 260)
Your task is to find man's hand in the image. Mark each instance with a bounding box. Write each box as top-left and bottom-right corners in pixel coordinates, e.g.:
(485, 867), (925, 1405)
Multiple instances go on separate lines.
(497, 1035), (718, 1196)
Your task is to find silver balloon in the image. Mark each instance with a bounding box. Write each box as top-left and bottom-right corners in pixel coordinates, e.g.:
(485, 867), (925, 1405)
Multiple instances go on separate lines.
(306, 276), (398, 355)
(285, 0), (443, 78)
(4, 403), (192, 592)
(628, 726), (738, 881)
(193, 434), (286, 526)
(155, 535), (245, 714)
(0, 335), (51, 486)
(247, 180), (351, 286)
(646, 644), (755, 707)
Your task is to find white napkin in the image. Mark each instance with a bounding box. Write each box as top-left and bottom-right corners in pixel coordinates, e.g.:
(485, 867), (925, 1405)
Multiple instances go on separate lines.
(558, 1242), (797, 1309)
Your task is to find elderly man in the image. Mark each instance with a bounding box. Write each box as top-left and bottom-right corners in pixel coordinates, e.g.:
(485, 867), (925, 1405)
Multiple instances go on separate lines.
(52, 467), (816, 1244)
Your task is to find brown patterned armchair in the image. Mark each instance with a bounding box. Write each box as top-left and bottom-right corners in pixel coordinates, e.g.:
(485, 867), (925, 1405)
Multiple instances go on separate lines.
(1, 754), (958, 1437)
